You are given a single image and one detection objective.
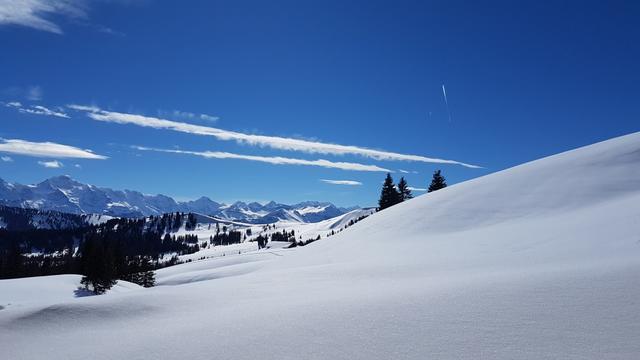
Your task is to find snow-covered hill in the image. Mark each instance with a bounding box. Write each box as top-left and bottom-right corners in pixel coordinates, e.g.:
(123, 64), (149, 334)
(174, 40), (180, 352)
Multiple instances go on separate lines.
(2, 132), (640, 359)
(0, 275), (141, 306)
(0, 176), (354, 223)
(164, 207), (376, 263)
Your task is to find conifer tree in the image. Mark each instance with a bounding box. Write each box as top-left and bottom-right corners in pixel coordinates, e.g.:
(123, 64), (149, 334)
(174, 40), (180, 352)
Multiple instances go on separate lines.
(138, 256), (155, 288)
(428, 170), (447, 193)
(397, 177), (413, 201)
(79, 237), (117, 295)
(3, 240), (23, 278)
(378, 173), (401, 210)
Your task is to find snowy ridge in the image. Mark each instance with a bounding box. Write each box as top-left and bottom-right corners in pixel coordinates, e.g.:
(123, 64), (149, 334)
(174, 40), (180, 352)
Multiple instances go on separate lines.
(2, 132), (640, 359)
(0, 177), (354, 223)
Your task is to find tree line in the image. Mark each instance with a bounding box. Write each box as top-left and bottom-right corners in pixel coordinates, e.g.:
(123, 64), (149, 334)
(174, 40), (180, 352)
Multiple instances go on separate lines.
(0, 212), (209, 293)
(78, 234), (156, 294)
(378, 170), (447, 211)
(0, 204), (89, 231)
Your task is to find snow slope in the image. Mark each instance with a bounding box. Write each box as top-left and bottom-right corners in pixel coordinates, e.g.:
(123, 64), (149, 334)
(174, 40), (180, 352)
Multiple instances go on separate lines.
(2, 132), (640, 359)
(275, 207), (376, 241)
(158, 208), (374, 263)
(0, 275), (141, 308)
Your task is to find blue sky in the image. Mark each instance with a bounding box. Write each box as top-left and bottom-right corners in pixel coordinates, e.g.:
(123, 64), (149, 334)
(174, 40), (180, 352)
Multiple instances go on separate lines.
(0, 0), (638, 207)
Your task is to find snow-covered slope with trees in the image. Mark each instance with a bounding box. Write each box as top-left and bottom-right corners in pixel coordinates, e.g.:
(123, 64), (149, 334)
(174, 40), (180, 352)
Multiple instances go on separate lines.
(2, 132), (640, 359)
(164, 207), (375, 264)
(0, 275), (141, 306)
(0, 205), (112, 230)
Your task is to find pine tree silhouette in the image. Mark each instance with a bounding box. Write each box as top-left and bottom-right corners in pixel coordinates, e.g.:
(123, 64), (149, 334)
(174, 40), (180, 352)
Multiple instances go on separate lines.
(428, 170), (447, 193)
(378, 173), (401, 210)
(397, 177), (413, 201)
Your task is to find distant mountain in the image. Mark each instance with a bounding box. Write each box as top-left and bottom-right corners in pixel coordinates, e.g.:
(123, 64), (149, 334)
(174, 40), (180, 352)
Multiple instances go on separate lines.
(0, 176), (356, 224)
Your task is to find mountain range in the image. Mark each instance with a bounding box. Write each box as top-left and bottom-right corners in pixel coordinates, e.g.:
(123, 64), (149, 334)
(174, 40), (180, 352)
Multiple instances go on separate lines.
(0, 176), (355, 223)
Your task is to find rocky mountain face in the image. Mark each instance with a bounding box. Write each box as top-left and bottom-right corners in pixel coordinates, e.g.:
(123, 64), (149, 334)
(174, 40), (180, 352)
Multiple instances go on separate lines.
(0, 176), (355, 224)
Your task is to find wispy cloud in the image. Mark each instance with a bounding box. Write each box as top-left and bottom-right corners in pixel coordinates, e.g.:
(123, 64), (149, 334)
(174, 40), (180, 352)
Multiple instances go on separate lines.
(133, 145), (390, 172)
(93, 23), (124, 36)
(4, 101), (69, 118)
(0, 138), (107, 159)
(0, 1), (87, 34)
(26, 85), (43, 100)
(199, 113), (219, 122)
(38, 160), (63, 168)
(27, 105), (69, 118)
(321, 179), (363, 186)
(160, 109), (219, 123)
(1, 156), (13, 162)
(0, 1), (129, 35)
(408, 187), (427, 192)
(1, 86), (45, 101)
(69, 105), (481, 168)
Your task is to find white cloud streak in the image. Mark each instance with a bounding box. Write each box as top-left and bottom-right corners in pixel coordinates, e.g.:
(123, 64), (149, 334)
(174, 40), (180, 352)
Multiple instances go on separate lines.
(4, 101), (69, 118)
(320, 179), (363, 186)
(133, 145), (390, 172)
(1, 155), (13, 162)
(38, 159), (63, 168)
(0, 139), (107, 159)
(408, 187), (427, 192)
(69, 105), (481, 168)
(27, 105), (69, 118)
(0, 0), (87, 34)
(160, 109), (220, 123)
(199, 113), (219, 122)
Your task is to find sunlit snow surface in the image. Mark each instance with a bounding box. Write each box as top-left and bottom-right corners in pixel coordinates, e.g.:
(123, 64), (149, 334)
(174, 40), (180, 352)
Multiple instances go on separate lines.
(2, 133), (640, 359)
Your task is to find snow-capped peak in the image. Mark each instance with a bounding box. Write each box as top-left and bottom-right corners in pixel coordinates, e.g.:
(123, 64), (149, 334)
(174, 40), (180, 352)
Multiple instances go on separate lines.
(0, 176), (356, 223)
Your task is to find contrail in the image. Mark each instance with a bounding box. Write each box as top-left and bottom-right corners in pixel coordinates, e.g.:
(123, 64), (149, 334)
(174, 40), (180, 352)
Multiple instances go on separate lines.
(442, 84), (452, 122)
(68, 104), (482, 168)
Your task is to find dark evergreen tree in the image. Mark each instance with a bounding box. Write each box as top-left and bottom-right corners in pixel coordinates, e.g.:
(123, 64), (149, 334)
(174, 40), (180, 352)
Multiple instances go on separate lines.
(185, 213), (197, 231)
(378, 173), (401, 210)
(256, 235), (268, 249)
(137, 256), (155, 288)
(172, 212), (182, 231)
(3, 240), (23, 278)
(79, 237), (117, 294)
(120, 255), (155, 287)
(397, 177), (413, 201)
(428, 170), (447, 192)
